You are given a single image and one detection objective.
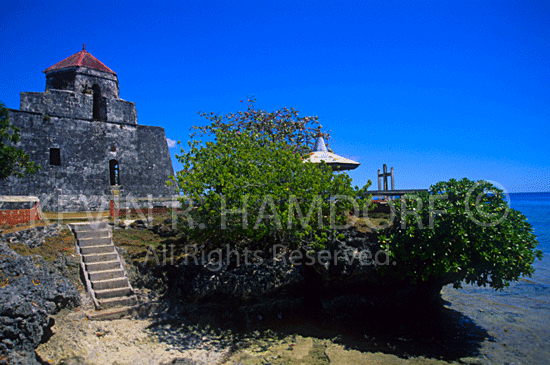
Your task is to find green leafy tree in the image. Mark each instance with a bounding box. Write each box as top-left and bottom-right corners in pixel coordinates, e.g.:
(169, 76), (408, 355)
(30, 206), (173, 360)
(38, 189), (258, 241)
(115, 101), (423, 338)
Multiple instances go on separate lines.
(0, 102), (40, 180)
(173, 129), (367, 250)
(173, 100), (370, 250)
(192, 97), (331, 155)
(379, 178), (542, 291)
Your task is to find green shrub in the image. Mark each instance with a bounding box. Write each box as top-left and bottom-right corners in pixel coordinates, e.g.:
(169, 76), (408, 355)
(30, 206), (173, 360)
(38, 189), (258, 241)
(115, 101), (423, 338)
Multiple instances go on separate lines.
(170, 100), (373, 251)
(172, 129), (367, 250)
(379, 178), (543, 290)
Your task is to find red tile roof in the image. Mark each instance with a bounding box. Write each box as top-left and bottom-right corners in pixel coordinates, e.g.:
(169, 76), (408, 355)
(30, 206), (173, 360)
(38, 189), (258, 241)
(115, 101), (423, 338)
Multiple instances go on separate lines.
(43, 44), (116, 74)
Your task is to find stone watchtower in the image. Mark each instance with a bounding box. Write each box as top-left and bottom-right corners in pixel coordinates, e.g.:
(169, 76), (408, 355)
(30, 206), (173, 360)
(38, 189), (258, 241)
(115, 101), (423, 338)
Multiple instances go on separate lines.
(23, 44), (137, 125)
(0, 45), (175, 211)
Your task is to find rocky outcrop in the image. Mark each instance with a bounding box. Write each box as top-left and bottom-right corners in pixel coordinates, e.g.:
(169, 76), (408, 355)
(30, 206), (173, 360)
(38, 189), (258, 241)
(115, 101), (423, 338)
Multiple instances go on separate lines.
(154, 226), (445, 329)
(156, 229), (388, 327)
(0, 223), (63, 248)
(0, 239), (80, 364)
(172, 229), (380, 299)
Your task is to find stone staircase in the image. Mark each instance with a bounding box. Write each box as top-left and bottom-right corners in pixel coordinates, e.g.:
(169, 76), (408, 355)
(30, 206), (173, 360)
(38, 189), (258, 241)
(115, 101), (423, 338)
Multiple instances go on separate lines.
(69, 222), (136, 310)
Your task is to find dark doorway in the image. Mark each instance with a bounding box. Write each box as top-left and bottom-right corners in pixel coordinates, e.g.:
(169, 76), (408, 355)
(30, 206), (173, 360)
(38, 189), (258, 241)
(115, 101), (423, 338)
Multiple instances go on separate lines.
(50, 148), (61, 166)
(109, 159), (120, 186)
(92, 84), (101, 120)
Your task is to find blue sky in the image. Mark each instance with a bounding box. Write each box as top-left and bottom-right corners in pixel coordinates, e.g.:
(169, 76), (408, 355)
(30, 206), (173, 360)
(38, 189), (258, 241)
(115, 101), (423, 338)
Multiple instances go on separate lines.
(1, 0), (549, 192)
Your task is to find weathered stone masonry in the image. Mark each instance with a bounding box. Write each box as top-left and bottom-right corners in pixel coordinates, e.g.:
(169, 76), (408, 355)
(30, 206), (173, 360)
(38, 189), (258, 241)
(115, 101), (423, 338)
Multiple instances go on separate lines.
(0, 46), (174, 211)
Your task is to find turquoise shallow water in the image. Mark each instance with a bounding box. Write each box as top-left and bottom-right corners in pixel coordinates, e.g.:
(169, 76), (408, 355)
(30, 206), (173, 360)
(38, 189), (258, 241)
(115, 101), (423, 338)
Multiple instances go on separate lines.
(442, 192), (550, 364)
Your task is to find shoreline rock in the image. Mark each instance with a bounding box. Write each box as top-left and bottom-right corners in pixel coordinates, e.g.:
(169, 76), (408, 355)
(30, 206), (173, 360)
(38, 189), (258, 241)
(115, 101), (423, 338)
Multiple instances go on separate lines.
(0, 237), (80, 364)
(131, 227), (446, 332)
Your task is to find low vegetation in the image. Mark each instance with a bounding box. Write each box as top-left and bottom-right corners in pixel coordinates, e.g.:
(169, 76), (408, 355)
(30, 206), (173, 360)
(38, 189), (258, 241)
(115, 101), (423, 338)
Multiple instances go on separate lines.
(8, 229), (76, 261)
(379, 178), (543, 290)
(112, 225), (186, 265)
(171, 99), (372, 252)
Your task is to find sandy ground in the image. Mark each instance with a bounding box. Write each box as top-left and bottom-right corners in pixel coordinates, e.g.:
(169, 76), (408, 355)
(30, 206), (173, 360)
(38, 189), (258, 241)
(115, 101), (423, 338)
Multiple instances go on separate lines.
(35, 290), (468, 365)
(36, 291), (229, 365)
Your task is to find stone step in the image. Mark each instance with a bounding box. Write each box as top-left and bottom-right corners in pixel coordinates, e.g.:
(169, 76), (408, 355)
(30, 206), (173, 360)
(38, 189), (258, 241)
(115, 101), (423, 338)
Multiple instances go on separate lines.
(80, 245), (115, 255)
(75, 230), (111, 240)
(92, 277), (129, 291)
(70, 222), (137, 312)
(88, 269), (126, 281)
(71, 222), (108, 232)
(98, 296), (136, 309)
(82, 252), (118, 263)
(95, 286), (133, 299)
(77, 237), (112, 247)
(86, 306), (134, 321)
(86, 260), (121, 272)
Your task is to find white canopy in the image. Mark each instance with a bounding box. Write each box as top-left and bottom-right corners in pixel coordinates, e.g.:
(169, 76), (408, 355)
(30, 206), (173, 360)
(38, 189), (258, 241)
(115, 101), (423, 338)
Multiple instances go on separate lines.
(304, 134), (360, 171)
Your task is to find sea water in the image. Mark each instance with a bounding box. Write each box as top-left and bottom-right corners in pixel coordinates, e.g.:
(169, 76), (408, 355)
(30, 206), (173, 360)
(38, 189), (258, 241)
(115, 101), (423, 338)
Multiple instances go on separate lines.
(441, 192), (550, 364)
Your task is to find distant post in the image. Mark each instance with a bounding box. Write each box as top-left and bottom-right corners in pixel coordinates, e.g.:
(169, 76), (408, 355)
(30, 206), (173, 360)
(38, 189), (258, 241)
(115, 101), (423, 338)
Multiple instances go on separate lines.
(378, 164), (395, 191)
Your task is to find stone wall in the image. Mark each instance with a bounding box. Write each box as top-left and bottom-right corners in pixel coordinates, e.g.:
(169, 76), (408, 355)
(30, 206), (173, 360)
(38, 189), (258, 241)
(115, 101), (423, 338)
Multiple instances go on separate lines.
(20, 90), (93, 121)
(106, 98), (137, 125)
(19, 89), (136, 125)
(0, 109), (174, 211)
(45, 67), (120, 99)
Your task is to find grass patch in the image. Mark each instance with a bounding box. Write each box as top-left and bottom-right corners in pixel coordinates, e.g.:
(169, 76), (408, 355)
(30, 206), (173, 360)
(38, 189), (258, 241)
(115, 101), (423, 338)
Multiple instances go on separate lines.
(42, 211), (110, 223)
(348, 210), (391, 234)
(1, 221), (51, 234)
(8, 229), (77, 261)
(354, 216), (391, 233)
(113, 228), (165, 253)
(112, 223), (186, 265)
